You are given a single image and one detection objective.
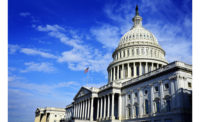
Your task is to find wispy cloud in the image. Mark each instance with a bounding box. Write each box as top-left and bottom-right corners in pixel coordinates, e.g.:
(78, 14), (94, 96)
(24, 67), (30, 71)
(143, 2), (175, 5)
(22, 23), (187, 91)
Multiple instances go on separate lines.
(19, 12), (31, 17)
(36, 24), (112, 74)
(8, 44), (20, 54)
(9, 44), (57, 59)
(20, 48), (57, 59)
(20, 62), (56, 73)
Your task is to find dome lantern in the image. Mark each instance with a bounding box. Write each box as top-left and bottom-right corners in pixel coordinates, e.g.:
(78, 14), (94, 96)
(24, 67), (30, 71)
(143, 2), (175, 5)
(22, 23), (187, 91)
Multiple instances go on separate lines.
(132, 5), (142, 28)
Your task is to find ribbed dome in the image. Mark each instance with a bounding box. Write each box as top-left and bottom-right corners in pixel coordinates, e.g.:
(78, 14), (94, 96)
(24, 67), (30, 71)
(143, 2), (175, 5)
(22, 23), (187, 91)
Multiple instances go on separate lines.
(119, 26), (158, 46)
(119, 6), (158, 46)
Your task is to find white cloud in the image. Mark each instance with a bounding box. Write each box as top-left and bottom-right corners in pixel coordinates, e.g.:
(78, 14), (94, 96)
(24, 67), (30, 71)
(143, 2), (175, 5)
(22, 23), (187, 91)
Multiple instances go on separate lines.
(90, 24), (120, 49)
(19, 12), (31, 17)
(20, 48), (57, 59)
(36, 24), (113, 74)
(9, 79), (79, 94)
(8, 44), (20, 54)
(21, 62), (56, 73)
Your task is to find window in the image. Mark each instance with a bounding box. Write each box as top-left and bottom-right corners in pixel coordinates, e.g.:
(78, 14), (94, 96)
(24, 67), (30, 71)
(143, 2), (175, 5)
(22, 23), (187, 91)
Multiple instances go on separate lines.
(166, 99), (171, 112)
(145, 90), (148, 95)
(155, 86), (159, 92)
(136, 49), (139, 55)
(188, 82), (192, 88)
(135, 93), (138, 97)
(132, 49), (135, 56)
(135, 105), (139, 117)
(127, 49), (130, 56)
(155, 100), (160, 113)
(123, 50), (125, 57)
(55, 115), (57, 117)
(128, 107), (131, 118)
(145, 99), (149, 114)
(165, 83), (169, 89)
(128, 94), (131, 100)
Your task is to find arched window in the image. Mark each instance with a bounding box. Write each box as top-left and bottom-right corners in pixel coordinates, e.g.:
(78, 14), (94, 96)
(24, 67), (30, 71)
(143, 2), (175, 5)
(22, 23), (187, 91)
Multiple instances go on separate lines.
(145, 99), (149, 114)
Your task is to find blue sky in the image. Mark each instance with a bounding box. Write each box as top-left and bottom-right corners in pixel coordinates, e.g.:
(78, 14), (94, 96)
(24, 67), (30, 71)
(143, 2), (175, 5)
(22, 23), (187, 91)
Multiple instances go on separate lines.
(8, 0), (192, 122)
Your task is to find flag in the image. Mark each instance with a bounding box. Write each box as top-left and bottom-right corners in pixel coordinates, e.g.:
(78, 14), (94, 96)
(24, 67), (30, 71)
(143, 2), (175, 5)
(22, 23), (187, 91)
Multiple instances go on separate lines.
(84, 67), (89, 73)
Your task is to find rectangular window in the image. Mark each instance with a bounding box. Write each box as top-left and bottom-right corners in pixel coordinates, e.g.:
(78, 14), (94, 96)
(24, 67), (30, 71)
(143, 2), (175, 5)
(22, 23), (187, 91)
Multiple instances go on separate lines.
(165, 83), (169, 89)
(145, 99), (149, 114)
(188, 82), (192, 88)
(155, 86), (159, 92)
(135, 93), (138, 97)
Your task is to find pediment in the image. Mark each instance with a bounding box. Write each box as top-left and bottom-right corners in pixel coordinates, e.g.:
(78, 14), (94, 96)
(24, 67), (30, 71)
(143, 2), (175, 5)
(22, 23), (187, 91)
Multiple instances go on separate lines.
(74, 87), (92, 100)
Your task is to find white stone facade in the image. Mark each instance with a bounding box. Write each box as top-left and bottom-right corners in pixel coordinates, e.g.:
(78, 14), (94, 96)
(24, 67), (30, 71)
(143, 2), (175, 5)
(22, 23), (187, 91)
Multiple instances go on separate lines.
(65, 6), (192, 122)
(34, 107), (66, 122)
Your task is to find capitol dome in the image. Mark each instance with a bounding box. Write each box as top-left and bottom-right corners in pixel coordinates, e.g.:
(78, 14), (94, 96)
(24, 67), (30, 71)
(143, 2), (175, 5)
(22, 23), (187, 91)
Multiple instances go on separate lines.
(107, 5), (168, 83)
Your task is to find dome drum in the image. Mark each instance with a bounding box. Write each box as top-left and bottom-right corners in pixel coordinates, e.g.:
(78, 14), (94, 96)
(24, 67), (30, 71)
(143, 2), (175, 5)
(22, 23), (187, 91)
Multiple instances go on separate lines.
(107, 60), (166, 83)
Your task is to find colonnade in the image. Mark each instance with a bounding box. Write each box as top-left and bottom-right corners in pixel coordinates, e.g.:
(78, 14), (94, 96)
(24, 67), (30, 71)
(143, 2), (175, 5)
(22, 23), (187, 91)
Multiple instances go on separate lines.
(73, 97), (94, 121)
(123, 80), (177, 119)
(109, 62), (163, 82)
(96, 93), (121, 120)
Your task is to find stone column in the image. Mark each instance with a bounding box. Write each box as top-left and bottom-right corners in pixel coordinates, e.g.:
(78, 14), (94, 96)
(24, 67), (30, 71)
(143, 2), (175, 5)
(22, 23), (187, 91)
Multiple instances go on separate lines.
(78, 102), (80, 119)
(150, 84), (154, 115)
(80, 101), (83, 119)
(134, 62), (136, 77)
(90, 97), (94, 121)
(113, 67), (116, 81)
(139, 62), (142, 76)
(118, 94), (122, 120)
(122, 64), (124, 79)
(107, 95), (110, 119)
(159, 81), (164, 112)
(85, 100), (87, 119)
(131, 92), (134, 119)
(104, 96), (107, 119)
(111, 69), (113, 82)
(74, 103), (77, 118)
(100, 97), (103, 119)
(97, 98), (99, 120)
(117, 65), (119, 80)
(128, 63), (131, 78)
(83, 101), (85, 119)
(111, 93), (115, 120)
(87, 99), (90, 120)
(116, 66), (118, 80)
(145, 62), (148, 73)
(157, 63), (159, 69)
(170, 80), (175, 110)
(151, 63), (154, 71)
(138, 89), (143, 117)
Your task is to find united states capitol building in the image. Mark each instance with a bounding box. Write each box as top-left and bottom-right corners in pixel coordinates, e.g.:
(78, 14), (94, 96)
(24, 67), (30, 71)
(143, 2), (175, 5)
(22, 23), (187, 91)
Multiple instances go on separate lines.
(35, 6), (192, 122)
